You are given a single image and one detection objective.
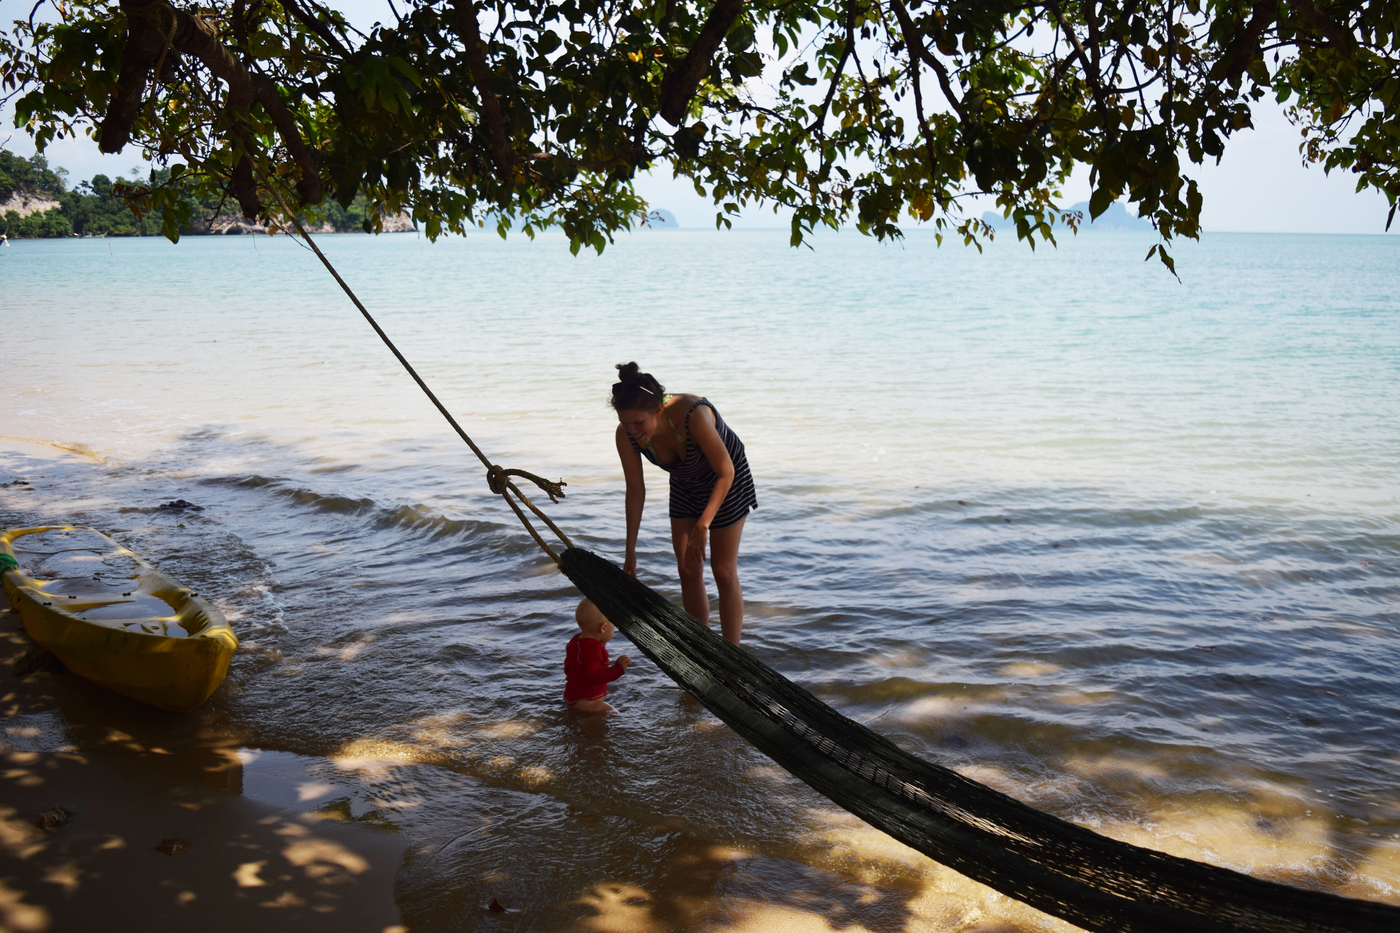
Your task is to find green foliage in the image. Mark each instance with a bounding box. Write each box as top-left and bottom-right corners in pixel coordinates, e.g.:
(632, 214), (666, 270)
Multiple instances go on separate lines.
(0, 148), (66, 201)
(2, 0), (1396, 258)
(1273, 0), (1400, 230)
(61, 173), (164, 235)
(0, 149), (377, 236)
(4, 207), (72, 237)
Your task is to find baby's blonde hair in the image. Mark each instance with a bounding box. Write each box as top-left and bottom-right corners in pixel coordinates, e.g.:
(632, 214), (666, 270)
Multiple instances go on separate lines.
(576, 597), (608, 635)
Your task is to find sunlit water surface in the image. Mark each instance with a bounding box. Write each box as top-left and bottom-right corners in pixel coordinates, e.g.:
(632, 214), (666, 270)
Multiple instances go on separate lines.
(1, 229), (1398, 930)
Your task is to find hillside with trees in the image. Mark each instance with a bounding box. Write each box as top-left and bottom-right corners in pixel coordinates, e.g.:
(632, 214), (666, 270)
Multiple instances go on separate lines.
(0, 149), (69, 236)
(2, 150), (390, 238)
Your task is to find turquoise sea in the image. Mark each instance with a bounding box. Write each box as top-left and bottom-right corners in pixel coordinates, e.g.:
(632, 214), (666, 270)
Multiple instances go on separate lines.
(1, 228), (1398, 930)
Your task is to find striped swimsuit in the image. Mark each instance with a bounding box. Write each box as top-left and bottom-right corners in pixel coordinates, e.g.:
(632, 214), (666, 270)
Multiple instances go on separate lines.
(631, 398), (758, 529)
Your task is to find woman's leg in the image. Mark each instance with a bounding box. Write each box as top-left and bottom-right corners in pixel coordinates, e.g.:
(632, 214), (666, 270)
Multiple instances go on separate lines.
(671, 517), (710, 624)
(709, 516), (746, 645)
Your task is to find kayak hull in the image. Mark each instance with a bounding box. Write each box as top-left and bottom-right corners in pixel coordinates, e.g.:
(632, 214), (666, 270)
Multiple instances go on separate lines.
(1, 526), (237, 712)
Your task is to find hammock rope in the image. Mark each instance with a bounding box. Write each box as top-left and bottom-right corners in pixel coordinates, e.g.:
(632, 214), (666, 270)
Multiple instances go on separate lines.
(273, 194), (573, 562)
(275, 200), (1400, 933)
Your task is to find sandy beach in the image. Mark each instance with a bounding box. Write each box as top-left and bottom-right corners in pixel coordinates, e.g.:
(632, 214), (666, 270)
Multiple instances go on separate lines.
(0, 617), (409, 933)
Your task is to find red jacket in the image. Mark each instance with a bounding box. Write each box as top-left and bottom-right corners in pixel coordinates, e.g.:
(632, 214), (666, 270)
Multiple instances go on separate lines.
(564, 634), (626, 703)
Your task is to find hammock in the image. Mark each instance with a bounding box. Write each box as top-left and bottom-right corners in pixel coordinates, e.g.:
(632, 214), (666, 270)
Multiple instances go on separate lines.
(278, 211), (1400, 933)
(561, 547), (1400, 933)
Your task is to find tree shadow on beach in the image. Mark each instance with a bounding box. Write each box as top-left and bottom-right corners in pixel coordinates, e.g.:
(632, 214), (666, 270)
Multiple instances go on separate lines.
(563, 838), (929, 933)
(0, 609), (407, 933)
(395, 808), (941, 933)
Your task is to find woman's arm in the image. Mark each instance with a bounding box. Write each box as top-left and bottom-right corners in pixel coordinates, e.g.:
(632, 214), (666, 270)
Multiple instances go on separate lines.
(683, 406), (735, 570)
(615, 424), (647, 576)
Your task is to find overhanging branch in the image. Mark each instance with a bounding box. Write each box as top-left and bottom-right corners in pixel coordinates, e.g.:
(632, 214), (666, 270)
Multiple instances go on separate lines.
(453, 0), (514, 181)
(101, 0), (322, 210)
(1212, 0), (1281, 84)
(888, 0), (967, 122)
(806, 1), (855, 134)
(659, 0), (745, 127)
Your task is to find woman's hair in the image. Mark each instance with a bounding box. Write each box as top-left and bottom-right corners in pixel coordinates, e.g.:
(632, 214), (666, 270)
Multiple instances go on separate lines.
(610, 362), (665, 411)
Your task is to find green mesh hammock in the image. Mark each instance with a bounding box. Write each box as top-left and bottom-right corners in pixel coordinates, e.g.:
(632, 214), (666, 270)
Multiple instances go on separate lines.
(561, 547), (1400, 933)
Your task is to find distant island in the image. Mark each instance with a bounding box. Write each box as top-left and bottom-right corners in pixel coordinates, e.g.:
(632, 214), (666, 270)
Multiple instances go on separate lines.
(8, 149), (1159, 241)
(646, 209), (678, 229)
(483, 207), (678, 231)
(1, 149), (406, 238)
(981, 201), (1153, 232)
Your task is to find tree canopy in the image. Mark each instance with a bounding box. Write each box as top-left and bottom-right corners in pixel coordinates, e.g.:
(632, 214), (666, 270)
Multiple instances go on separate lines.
(3, 0), (1396, 264)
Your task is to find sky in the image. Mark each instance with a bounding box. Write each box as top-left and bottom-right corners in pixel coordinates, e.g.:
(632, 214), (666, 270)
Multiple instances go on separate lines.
(2, 0), (1392, 235)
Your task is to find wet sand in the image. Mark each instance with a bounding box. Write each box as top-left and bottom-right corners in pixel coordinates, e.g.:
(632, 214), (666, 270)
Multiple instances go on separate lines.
(0, 615), (408, 933)
(0, 608), (1009, 933)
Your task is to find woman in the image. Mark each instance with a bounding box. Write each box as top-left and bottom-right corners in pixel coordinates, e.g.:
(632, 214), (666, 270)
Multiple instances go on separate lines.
(612, 362), (757, 644)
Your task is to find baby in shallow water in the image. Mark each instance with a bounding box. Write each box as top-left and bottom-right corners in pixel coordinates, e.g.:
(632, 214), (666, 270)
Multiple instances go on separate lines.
(564, 598), (631, 713)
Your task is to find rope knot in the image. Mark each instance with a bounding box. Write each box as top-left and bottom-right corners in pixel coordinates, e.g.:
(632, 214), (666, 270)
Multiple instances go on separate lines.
(486, 464), (510, 496)
(486, 465), (567, 503)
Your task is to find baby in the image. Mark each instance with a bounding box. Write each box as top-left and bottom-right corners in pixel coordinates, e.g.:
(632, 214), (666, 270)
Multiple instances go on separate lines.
(564, 598), (631, 713)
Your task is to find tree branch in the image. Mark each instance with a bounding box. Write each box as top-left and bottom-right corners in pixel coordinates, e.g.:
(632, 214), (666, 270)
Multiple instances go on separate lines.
(659, 0), (745, 126)
(1081, 0), (1101, 76)
(1293, 0), (1353, 51)
(806, 2), (854, 134)
(886, 0), (937, 179)
(1212, 0), (1280, 84)
(524, 148), (647, 170)
(278, 0), (351, 57)
(101, 0), (322, 208)
(888, 0), (966, 122)
(231, 147), (261, 217)
(1045, 0), (1113, 138)
(453, 0), (514, 181)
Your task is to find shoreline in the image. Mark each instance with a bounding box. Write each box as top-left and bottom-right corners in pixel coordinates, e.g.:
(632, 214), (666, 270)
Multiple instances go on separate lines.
(3, 227), (1399, 243)
(0, 457), (409, 933)
(0, 615), (409, 933)
(0, 440), (1029, 933)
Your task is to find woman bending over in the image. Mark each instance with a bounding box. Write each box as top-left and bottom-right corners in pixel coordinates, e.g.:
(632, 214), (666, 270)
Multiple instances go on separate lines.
(612, 362), (757, 644)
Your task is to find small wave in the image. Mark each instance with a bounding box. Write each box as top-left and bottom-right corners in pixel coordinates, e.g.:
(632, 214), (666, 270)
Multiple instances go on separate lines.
(214, 473), (280, 489)
(284, 487), (376, 514)
(819, 676), (1007, 704)
(373, 502), (508, 541)
(176, 428), (245, 443)
(0, 435), (111, 463)
(207, 471), (522, 549)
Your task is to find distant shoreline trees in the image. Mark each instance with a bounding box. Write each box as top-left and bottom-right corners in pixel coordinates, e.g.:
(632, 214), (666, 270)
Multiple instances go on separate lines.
(1, 150), (381, 238)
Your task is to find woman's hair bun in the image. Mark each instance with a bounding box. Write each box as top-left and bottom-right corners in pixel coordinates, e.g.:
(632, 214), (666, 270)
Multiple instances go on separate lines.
(610, 362), (664, 411)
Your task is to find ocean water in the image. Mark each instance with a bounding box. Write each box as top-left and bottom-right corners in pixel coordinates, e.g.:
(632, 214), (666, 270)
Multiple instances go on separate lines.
(1, 228), (1398, 930)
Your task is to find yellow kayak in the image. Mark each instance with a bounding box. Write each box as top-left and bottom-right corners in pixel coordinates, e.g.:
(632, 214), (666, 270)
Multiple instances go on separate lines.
(0, 526), (237, 712)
